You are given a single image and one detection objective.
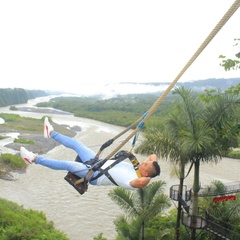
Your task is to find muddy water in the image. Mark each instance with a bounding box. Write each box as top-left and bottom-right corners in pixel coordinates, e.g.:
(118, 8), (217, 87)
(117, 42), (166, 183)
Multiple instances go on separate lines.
(0, 97), (240, 240)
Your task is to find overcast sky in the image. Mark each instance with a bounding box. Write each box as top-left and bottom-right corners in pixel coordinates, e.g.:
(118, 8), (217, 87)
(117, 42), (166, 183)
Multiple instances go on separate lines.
(1, 0), (240, 94)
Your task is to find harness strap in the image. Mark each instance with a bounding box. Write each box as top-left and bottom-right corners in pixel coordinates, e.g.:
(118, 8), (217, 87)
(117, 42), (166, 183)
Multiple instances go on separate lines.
(128, 153), (141, 178)
(64, 150), (141, 194)
(101, 171), (118, 186)
(91, 151), (130, 185)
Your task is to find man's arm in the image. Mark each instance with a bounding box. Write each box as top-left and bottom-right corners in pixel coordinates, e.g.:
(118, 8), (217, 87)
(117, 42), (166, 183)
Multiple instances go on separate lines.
(143, 154), (158, 163)
(130, 177), (151, 188)
(129, 154), (158, 188)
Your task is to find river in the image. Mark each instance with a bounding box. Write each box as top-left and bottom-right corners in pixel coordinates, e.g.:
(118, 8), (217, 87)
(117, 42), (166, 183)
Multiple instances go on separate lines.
(0, 96), (240, 240)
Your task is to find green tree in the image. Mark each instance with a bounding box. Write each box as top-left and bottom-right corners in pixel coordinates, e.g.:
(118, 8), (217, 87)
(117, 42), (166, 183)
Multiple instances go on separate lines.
(147, 209), (189, 240)
(136, 86), (240, 240)
(0, 198), (69, 240)
(219, 38), (240, 71)
(108, 181), (171, 240)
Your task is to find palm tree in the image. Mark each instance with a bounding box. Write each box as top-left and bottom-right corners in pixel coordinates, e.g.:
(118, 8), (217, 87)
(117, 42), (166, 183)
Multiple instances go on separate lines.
(108, 181), (171, 240)
(135, 119), (190, 240)
(135, 86), (240, 240)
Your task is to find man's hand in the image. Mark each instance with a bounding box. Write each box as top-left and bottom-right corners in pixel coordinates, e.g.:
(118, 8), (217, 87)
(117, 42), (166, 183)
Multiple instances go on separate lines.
(144, 154), (158, 163)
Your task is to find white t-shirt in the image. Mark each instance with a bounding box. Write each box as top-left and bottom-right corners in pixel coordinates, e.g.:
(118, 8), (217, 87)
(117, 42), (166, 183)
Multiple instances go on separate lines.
(96, 160), (138, 190)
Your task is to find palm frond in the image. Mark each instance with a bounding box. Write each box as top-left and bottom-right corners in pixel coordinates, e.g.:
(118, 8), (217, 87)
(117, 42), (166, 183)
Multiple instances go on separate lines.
(108, 188), (138, 217)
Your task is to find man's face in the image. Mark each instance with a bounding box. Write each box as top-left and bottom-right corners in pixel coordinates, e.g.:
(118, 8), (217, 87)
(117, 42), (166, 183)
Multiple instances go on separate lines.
(139, 161), (154, 177)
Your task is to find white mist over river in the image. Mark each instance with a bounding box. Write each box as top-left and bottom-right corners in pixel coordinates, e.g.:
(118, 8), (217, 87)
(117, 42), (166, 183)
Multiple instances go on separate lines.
(0, 96), (240, 240)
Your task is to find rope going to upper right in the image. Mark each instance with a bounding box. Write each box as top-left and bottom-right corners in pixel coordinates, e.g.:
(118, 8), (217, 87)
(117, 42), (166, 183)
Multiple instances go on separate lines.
(79, 0), (240, 187)
(101, 0), (240, 160)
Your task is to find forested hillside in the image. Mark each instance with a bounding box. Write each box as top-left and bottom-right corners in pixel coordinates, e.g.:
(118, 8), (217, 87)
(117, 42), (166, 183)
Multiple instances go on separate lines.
(176, 78), (240, 90)
(36, 93), (176, 127)
(123, 78), (240, 91)
(0, 88), (48, 107)
(1, 78), (239, 108)
(35, 79), (240, 127)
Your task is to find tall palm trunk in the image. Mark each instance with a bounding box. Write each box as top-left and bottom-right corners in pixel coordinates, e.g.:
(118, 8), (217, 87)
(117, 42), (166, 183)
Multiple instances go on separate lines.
(175, 162), (185, 240)
(191, 159), (200, 240)
(141, 220), (144, 240)
(140, 188), (145, 240)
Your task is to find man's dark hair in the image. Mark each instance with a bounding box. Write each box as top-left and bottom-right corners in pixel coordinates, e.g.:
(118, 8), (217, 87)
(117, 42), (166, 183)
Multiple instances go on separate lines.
(152, 161), (161, 178)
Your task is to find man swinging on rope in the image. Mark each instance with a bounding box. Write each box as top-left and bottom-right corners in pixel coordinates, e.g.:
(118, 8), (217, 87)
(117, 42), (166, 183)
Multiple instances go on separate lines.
(20, 117), (160, 191)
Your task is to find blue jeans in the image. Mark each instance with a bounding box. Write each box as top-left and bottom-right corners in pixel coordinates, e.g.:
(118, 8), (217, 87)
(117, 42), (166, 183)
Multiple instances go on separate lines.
(35, 131), (99, 184)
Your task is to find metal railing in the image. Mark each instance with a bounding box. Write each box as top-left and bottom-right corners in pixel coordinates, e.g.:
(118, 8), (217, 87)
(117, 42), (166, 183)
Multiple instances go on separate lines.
(181, 209), (240, 239)
(198, 181), (240, 197)
(169, 185), (192, 201)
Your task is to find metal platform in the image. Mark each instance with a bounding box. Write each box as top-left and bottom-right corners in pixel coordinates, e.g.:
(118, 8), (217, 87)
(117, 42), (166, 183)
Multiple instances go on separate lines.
(169, 185), (192, 201)
(182, 212), (207, 229)
(198, 181), (240, 197)
(181, 210), (239, 239)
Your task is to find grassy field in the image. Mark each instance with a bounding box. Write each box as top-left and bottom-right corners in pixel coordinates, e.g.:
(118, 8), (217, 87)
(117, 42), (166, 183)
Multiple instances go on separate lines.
(0, 113), (78, 178)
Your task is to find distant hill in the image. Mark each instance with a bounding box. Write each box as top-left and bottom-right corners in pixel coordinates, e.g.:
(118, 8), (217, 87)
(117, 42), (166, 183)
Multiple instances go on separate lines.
(0, 78), (239, 107)
(120, 78), (240, 92)
(176, 78), (240, 91)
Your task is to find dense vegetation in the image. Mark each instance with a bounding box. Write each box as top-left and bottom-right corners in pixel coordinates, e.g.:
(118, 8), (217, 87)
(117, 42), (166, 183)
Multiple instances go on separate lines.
(36, 93), (176, 127)
(0, 153), (26, 177)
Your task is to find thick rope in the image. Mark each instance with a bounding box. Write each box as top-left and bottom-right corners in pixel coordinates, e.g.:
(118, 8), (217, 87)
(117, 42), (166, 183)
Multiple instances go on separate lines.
(104, 0), (240, 160)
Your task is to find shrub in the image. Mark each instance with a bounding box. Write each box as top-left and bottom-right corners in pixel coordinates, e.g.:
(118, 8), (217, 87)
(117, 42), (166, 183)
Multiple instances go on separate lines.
(0, 113), (22, 122)
(14, 138), (34, 144)
(0, 153), (26, 169)
(0, 198), (70, 240)
(227, 150), (240, 159)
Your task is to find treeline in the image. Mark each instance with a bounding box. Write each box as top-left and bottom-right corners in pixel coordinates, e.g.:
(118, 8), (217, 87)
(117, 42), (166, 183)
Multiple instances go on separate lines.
(36, 93), (177, 127)
(0, 88), (48, 107)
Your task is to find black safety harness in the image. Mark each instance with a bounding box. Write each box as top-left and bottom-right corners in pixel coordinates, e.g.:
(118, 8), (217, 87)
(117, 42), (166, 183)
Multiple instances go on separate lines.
(64, 150), (141, 195)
